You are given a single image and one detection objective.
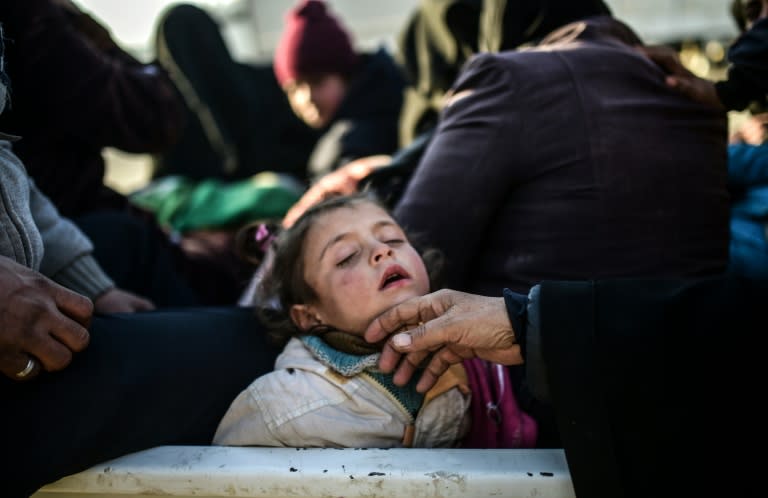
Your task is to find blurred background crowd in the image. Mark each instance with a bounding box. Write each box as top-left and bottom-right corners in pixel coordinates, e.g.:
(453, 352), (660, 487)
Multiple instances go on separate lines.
(73, 0), (746, 192)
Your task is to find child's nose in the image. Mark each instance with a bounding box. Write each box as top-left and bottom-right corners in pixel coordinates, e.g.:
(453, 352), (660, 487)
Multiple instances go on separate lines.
(371, 243), (393, 263)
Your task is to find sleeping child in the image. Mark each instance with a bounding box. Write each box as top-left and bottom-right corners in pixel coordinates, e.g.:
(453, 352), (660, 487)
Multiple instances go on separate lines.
(213, 193), (471, 447)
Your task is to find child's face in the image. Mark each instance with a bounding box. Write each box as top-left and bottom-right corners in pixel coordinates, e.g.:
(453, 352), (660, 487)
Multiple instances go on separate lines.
(291, 202), (431, 336)
(283, 74), (347, 128)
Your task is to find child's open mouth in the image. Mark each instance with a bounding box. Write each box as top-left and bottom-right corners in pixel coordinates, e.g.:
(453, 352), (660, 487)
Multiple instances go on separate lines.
(379, 265), (411, 290)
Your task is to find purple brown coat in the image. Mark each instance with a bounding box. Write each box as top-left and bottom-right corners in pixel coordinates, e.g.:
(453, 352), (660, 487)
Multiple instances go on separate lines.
(394, 16), (730, 294)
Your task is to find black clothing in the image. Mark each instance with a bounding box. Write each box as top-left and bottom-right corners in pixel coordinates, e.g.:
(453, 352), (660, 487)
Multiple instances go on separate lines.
(395, 17), (730, 296)
(0, 307), (280, 498)
(74, 206), (253, 307)
(396, 0), (612, 146)
(715, 16), (768, 111)
(534, 275), (763, 497)
(0, 0), (184, 218)
(154, 3), (319, 182)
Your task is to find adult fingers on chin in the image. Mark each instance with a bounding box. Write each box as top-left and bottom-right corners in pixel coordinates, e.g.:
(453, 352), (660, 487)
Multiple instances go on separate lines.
(415, 368), (441, 393)
(393, 351), (428, 386)
(377, 342), (403, 372)
(415, 348), (468, 392)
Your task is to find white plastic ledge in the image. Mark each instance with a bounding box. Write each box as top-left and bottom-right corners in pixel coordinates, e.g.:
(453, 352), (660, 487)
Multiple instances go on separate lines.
(33, 446), (576, 498)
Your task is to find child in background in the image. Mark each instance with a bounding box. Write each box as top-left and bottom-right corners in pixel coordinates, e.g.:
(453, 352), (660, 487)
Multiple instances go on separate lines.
(273, 0), (405, 182)
(153, 0), (404, 184)
(213, 193), (471, 448)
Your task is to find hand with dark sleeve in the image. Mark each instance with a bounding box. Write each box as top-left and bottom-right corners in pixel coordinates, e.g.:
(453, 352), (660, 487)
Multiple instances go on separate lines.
(639, 15), (768, 111)
(636, 45), (724, 109)
(365, 288), (525, 392)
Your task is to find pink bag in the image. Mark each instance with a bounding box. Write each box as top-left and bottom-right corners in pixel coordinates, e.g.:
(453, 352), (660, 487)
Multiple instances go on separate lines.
(461, 358), (538, 448)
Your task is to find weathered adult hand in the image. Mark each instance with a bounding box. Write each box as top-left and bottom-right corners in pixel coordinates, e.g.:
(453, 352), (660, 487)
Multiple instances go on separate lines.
(93, 288), (155, 313)
(0, 256), (93, 381)
(282, 155), (392, 228)
(364, 289), (523, 393)
(636, 45), (724, 110)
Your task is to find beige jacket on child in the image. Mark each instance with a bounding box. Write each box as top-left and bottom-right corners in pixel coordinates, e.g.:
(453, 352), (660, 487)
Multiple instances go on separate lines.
(213, 336), (471, 448)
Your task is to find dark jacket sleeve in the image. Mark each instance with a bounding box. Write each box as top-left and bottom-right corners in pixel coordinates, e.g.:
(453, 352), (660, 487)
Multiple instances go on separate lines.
(536, 276), (763, 498)
(0, 0), (183, 152)
(396, 0), (482, 146)
(715, 17), (768, 111)
(502, 288), (528, 354)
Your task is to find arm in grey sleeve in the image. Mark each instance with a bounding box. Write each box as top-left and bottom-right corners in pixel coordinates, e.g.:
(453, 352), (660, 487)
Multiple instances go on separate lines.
(29, 178), (114, 299)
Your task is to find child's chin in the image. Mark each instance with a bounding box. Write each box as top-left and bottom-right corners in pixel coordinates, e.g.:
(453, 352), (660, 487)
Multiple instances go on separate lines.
(387, 290), (421, 308)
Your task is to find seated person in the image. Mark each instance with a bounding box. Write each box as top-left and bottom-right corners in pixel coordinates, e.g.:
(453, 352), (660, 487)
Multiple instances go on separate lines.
(394, 15), (730, 296)
(0, 140), (154, 315)
(155, 0), (405, 184)
(0, 0), (250, 306)
(0, 0), (184, 218)
(392, 14), (731, 447)
(213, 194), (471, 448)
(0, 33), (153, 315)
(274, 0), (406, 182)
(364, 275), (766, 497)
(640, 0), (768, 283)
(281, 0), (615, 223)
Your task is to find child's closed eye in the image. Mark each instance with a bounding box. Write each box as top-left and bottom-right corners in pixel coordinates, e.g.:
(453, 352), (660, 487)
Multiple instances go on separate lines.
(336, 252), (358, 267)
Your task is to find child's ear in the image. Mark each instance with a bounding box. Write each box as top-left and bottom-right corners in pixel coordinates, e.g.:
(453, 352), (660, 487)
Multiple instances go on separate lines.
(290, 304), (322, 332)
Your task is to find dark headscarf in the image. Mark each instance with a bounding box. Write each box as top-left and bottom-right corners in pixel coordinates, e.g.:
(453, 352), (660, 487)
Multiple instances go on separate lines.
(480, 0), (612, 52)
(396, 0), (483, 145)
(397, 0), (613, 145)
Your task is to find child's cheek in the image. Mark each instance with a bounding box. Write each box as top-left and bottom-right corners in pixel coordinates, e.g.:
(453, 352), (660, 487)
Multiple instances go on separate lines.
(338, 271), (368, 292)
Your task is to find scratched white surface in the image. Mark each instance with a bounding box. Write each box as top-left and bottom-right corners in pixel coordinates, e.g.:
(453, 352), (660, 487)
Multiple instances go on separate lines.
(34, 446), (576, 498)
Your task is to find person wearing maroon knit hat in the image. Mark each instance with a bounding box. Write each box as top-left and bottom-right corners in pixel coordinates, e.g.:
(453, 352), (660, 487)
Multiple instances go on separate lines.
(273, 0), (360, 129)
(268, 0), (406, 184)
(151, 0), (404, 205)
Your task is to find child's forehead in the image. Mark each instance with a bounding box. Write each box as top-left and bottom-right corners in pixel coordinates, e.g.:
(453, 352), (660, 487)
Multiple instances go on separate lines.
(307, 203), (398, 238)
(320, 201), (390, 221)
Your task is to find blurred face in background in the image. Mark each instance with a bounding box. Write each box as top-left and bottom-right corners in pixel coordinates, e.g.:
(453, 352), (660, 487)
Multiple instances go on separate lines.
(283, 73), (347, 128)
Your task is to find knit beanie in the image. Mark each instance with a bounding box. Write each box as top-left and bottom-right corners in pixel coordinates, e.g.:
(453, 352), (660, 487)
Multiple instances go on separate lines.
(273, 0), (359, 86)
